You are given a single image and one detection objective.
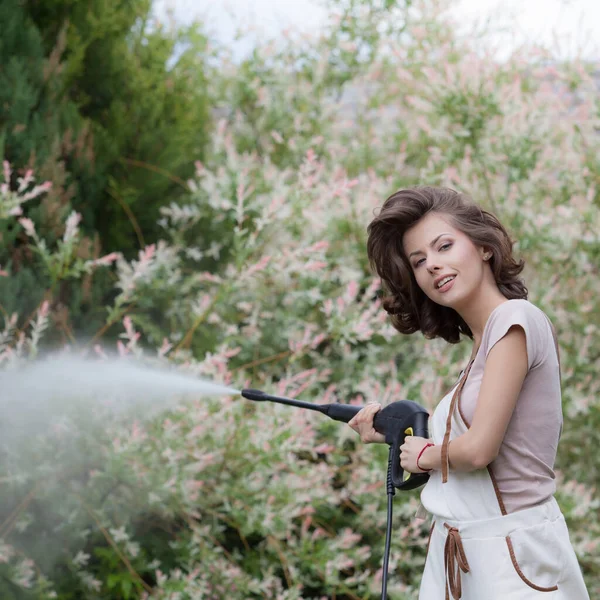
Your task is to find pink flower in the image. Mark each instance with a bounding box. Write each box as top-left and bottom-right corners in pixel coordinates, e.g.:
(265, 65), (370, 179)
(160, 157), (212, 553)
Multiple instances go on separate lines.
(140, 244), (155, 263)
(63, 211), (82, 242)
(93, 345), (108, 359)
(2, 160), (11, 184)
(314, 443), (335, 454)
(344, 280), (359, 303)
(19, 218), (36, 237)
(38, 300), (49, 318)
(304, 260), (327, 271)
(123, 316), (134, 336)
(306, 240), (329, 253)
(16, 170), (34, 193)
(94, 252), (119, 266)
(197, 272), (221, 283)
(158, 338), (172, 358)
(444, 166), (461, 184)
(310, 333), (326, 348)
(246, 255), (271, 276)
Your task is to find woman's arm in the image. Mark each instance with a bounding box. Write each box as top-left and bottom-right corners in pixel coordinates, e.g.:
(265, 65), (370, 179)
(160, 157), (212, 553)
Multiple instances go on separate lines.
(419, 325), (529, 471)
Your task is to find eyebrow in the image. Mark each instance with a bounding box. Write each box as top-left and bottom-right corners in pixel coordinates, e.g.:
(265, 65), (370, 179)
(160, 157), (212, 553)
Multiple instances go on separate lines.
(408, 233), (452, 259)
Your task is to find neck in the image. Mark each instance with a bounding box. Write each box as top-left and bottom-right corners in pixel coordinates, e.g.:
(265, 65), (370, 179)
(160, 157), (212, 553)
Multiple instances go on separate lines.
(456, 292), (509, 356)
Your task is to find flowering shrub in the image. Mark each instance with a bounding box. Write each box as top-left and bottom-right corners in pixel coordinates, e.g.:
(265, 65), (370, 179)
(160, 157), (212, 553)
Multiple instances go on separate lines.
(0, 0), (599, 598)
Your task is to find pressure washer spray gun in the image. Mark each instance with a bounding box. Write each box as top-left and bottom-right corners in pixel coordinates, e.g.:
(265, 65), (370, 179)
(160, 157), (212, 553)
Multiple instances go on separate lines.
(241, 389), (430, 490)
(240, 388), (431, 599)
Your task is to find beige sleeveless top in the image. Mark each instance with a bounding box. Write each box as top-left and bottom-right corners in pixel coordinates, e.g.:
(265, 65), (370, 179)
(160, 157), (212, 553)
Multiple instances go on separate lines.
(456, 299), (563, 514)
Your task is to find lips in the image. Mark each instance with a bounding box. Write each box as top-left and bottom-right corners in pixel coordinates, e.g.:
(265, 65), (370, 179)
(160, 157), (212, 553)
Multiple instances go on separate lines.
(434, 274), (456, 289)
(435, 275), (456, 293)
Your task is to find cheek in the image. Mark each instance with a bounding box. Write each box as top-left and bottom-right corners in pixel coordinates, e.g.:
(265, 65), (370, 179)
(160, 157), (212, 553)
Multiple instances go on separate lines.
(450, 245), (477, 270)
(414, 272), (434, 296)
(449, 243), (468, 261)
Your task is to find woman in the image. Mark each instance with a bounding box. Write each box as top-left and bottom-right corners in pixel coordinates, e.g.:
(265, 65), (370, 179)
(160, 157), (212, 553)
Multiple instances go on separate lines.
(348, 187), (589, 599)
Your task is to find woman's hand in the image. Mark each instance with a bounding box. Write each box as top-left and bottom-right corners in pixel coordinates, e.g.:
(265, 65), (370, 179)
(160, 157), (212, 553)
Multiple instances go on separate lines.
(400, 436), (433, 473)
(348, 402), (386, 443)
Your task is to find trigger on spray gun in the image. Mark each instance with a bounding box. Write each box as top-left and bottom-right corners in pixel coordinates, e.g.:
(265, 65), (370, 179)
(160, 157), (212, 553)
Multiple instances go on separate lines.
(403, 427), (414, 481)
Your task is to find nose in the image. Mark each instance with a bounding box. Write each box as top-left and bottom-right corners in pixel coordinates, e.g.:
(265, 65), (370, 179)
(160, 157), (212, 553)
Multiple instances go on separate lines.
(427, 261), (442, 274)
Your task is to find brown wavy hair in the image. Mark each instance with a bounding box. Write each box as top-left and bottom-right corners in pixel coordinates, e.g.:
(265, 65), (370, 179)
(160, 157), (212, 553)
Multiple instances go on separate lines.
(367, 186), (527, 343)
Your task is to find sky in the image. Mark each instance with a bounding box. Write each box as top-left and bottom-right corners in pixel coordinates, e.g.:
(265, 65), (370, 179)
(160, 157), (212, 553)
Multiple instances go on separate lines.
(153, 0), (600, 61)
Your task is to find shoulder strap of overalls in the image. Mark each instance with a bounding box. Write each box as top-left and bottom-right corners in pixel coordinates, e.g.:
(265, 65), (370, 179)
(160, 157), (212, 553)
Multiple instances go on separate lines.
(440, 311), (561, 483)
(441, 358), (475, 483)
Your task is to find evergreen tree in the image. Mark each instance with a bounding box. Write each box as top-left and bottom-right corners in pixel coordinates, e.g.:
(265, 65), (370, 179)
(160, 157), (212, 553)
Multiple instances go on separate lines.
(0, 0), (211, 340)
(25, 0), (211, 255)
(0, 0), (96, 335)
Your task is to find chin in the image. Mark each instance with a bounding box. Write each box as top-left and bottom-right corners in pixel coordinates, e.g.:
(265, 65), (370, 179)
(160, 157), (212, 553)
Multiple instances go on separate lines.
(434, 290), (466, 310)
(429, 295), (453, 309)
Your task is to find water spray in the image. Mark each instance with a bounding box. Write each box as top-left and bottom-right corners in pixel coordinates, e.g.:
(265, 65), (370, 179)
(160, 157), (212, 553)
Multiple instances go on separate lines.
(241, 388), (430, 600)
(1, 356), (431, 597)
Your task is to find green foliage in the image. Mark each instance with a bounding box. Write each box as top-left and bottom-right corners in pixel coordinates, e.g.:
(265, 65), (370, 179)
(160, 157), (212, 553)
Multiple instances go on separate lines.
(0, 0), (599, 598)
(23, 0), (211, 254)
(0, 0), (89, 321)
(0, 0), (211, 341)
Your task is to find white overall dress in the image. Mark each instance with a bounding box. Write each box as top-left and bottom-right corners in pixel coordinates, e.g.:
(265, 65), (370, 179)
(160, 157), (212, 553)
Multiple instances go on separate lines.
(418, 358), (590, 600)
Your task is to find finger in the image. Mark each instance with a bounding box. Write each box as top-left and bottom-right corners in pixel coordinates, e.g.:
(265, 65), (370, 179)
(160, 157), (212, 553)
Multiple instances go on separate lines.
(361, 428), (377, 442)
(354, 405), (379, 426)
(349, 407), (369, 427)
(363, 404), (381, 421)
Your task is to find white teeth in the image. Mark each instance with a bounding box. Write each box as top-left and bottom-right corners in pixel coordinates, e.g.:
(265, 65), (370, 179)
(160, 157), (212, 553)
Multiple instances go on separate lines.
(436, 276), (455, 289)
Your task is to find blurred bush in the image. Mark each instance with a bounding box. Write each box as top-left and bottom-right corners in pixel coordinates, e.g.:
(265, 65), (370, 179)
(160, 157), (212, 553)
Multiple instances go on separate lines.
(0, 0), (598, 598)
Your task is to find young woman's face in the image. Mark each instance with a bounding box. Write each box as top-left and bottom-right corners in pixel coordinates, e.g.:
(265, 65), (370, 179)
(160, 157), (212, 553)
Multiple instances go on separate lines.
(402, 212), (489, 308)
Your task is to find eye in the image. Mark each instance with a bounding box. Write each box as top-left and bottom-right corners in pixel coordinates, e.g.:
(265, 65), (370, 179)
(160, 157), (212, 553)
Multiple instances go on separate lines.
(413, 242), (452, 268)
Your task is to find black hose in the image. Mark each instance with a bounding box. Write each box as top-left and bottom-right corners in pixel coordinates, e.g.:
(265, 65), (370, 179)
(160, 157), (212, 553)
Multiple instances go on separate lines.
(381, 445), (396, 599)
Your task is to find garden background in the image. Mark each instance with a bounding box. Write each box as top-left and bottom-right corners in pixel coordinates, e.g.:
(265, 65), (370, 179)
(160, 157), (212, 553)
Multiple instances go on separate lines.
(0, 0), (598, 598)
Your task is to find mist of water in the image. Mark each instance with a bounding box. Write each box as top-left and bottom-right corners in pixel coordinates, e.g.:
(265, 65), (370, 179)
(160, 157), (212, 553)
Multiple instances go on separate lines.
(0, 355), (244, 575)
(0, 354), (241, 450)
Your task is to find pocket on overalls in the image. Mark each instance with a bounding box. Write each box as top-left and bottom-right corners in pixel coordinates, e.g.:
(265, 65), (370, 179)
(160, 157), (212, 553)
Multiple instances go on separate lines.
(505, 518), (564, 592)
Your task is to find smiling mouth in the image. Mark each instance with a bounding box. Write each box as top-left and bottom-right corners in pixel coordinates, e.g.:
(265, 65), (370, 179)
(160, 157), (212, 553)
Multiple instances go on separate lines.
(435, 276), (456, 292)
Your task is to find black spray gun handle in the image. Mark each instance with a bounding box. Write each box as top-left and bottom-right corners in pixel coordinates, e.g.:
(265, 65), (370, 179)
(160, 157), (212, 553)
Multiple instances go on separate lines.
(326, 400), (430, 490)
(241, 390), (430, 491)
